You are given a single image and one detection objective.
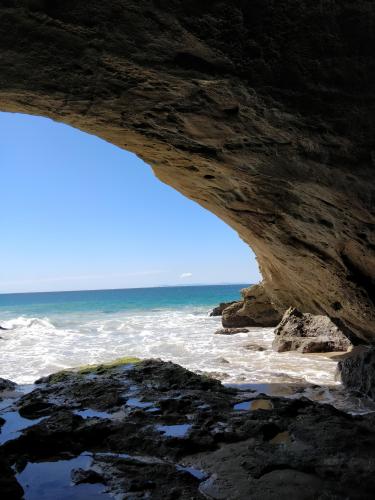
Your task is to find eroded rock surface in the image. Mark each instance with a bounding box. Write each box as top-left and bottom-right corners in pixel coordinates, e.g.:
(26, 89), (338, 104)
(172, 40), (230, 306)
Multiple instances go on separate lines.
(2, 359), (375, 498)
(273, 307), (353, 353)
(0, 1), (374, 339)
(0, 378), (16, 392)
(222, 283), (282, 328)
(210, 301), (236, 317)
(338, 346), (375, 399)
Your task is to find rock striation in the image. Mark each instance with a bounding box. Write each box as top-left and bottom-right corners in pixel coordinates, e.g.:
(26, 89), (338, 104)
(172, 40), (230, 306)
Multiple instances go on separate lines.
(222, 283), (282, 328)
(0, 1), (374, 340)
(273, 307), (353, 353)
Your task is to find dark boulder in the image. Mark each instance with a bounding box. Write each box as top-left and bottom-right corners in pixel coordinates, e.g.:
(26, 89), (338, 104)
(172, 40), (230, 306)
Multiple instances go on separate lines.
(209, 301), (236, 317)
(214, 327), (249, 335)
(273, 307), (352, 353)
(243, 343), (266, 352)
(0, 378), (16, 393)
(0, 459), (23, 499)
(337, 346), (375, 400)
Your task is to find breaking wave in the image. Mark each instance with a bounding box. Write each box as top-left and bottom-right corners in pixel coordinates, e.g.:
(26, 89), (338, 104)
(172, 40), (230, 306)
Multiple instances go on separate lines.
(0, 308), (338, 388)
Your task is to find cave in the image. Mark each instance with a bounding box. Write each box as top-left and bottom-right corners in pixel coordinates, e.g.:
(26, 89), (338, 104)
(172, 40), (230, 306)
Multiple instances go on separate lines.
(1, 1), (375, 498)
(1, 0), (374, 341)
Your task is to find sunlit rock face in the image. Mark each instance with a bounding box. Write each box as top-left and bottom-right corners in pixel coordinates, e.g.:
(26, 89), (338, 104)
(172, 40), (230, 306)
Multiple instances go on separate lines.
(273, 307), (353, 354)
(222, 283), (282, 328)
(0, 0), (374, 340)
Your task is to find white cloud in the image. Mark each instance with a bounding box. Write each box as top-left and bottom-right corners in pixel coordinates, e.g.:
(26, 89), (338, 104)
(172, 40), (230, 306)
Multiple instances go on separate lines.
(180, 272), (193, 279)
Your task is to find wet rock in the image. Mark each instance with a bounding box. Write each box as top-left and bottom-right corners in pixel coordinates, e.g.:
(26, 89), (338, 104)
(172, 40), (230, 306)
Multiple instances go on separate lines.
(187, 399), (375, 499)
(128, 359), (225, 393)
(18, 399), (56, 419)
(0, 458), (23, 499)
(214, 327), (249, 335)
(88, 454), (206, 499)
(201, 371), (230, 381)
(252, 469), (323, 500)
(273, 307), (352, 353)
(2, 359), (375, 498)
(209, 301), (236, 317)
(0, 378), (16, 393)
(217, 357), (230, 364)
(71, 467), (104, 485)
(243, 343), (266, 352)
(222, 284), (282, 328)
(0, 326), (8, 331)
(337, 346), (375, 400)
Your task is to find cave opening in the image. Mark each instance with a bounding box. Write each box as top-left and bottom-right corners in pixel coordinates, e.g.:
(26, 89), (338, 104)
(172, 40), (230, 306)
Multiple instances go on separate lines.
(1, 1), (375, 496)
(0, 111), (268, 384)
(0, 111), (363, 414)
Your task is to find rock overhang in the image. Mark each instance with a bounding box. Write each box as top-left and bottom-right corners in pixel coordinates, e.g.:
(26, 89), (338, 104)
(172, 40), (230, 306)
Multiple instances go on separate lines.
(0, 0), (374, 340)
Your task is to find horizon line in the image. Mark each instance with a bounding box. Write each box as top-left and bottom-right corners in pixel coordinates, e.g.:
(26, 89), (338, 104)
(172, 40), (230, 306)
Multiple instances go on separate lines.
(0, 282), (253, 297)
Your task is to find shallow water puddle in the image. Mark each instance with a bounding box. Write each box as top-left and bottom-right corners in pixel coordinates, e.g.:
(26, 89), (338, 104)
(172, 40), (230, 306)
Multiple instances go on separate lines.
(233, 399), (273, 411)
(233, 401), (252, 411)
(0, 398), (14, 412)
(74, 409), (113, 420)
(126, 397), (157, 410)
(0, 411), (46, 445)
(16, 454), (110, 500)
(156, 423), (192, 438)
(95, 452), (165, 465)
(176, 465), (207, 480)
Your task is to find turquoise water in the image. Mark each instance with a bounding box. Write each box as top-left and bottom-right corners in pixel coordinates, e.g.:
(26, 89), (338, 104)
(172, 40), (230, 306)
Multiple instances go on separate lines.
(0, 284), (343, 405)
(0, 284), (247, 319)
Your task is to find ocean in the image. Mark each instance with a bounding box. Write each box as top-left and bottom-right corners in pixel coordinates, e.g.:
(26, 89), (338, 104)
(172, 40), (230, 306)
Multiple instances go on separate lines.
(0, 284), (371, 413)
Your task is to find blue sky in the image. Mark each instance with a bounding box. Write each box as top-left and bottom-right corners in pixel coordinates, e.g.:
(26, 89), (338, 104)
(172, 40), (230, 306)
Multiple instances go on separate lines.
(0, 112), (260, 293)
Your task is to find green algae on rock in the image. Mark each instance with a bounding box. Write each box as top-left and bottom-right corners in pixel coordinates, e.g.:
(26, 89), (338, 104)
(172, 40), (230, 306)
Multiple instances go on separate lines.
(36, 357), (141, 384)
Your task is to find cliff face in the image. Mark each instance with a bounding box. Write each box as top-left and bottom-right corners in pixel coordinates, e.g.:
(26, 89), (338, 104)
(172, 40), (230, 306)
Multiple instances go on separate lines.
(0, 0), (374, 340)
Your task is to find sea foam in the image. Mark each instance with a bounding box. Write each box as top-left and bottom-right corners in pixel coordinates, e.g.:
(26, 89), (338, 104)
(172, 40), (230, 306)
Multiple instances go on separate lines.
(0, 308), (338, 387)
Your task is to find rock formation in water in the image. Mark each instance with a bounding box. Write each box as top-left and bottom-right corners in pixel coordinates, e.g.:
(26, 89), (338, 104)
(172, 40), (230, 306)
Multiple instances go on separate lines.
(273, 307), (353, 353)
(338, 346), (375, 400)
(2, 359), (375, 499)
(209, 301), (235, 317)
(214, 327), (249, 335)
(0, 1), (374, 341)
(0, 378), (16, 392)
(222, 283), (282, 328)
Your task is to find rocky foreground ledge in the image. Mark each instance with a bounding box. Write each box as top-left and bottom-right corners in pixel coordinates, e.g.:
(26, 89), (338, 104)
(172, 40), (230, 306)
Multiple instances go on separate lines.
(1, 359), (375, 499)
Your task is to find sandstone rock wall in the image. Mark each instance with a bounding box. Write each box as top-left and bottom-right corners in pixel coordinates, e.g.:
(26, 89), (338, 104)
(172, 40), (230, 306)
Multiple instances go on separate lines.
(0, 1), (375, 340)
